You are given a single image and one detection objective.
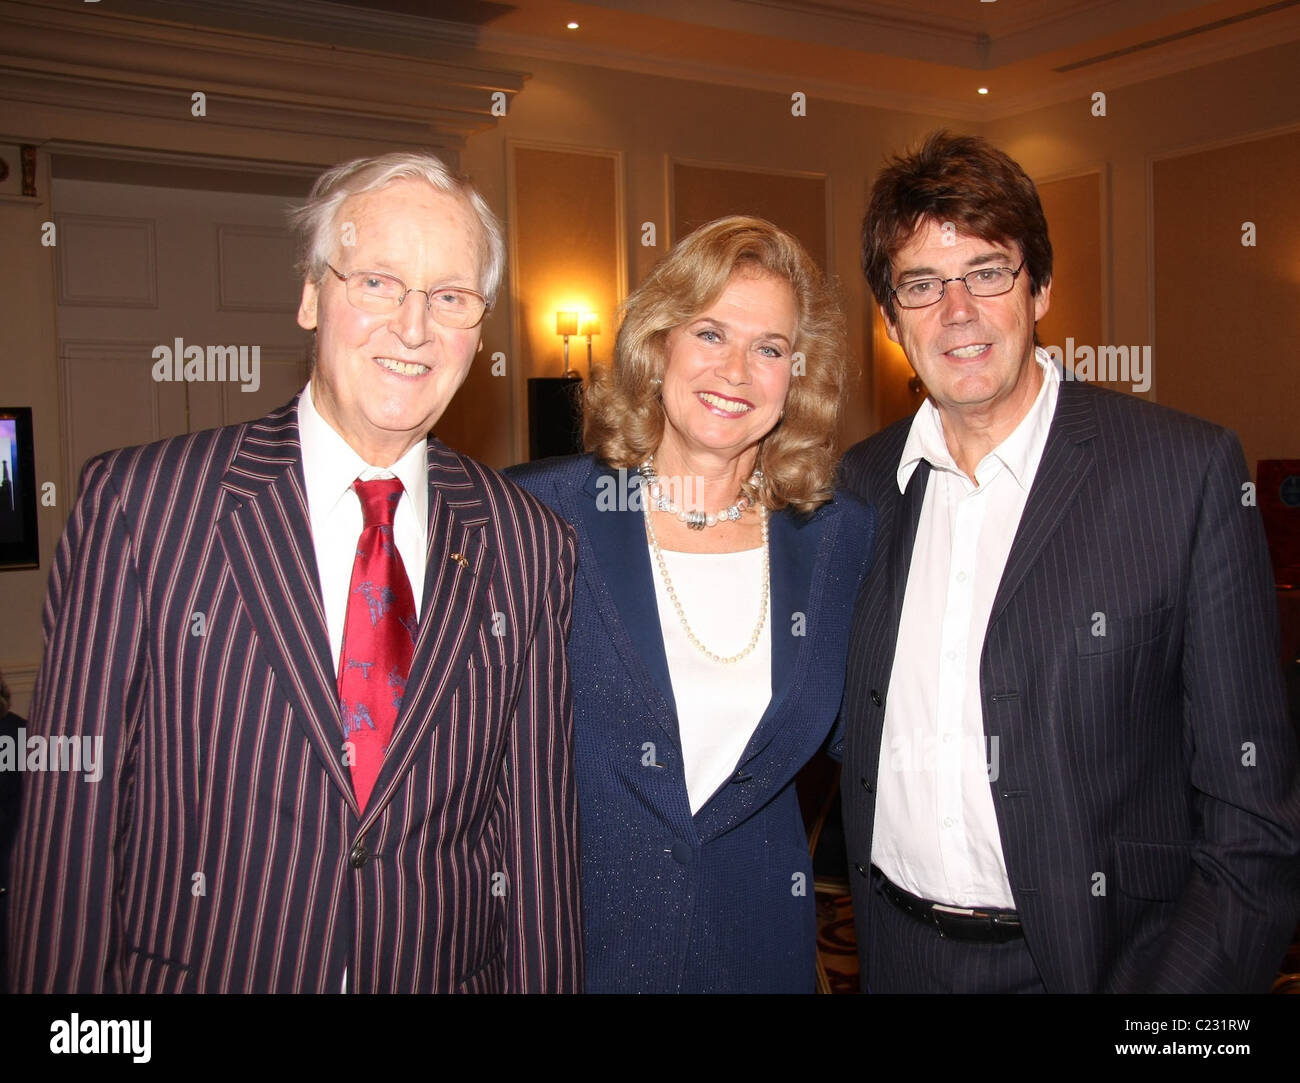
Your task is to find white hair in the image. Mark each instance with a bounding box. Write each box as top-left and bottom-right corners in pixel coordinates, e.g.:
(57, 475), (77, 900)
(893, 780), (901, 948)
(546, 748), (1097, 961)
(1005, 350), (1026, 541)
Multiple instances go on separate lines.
(289, 150), (505, 306)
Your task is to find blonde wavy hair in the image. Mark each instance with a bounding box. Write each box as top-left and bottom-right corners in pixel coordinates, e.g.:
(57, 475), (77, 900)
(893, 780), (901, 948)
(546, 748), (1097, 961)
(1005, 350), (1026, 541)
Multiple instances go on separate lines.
(585, 216), (849, 514)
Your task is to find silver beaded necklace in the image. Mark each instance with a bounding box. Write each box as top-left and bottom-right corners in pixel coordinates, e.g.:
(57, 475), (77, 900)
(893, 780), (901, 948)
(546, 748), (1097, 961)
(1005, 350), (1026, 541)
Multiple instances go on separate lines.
(637, 458), (762, 529)
(640, 458), (770, 665)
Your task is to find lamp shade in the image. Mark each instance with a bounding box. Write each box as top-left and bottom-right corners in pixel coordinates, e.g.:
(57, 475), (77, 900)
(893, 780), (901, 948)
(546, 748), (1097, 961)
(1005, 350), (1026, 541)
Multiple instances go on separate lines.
(578, 313), (600, 337)
(555, 311), (579, 336)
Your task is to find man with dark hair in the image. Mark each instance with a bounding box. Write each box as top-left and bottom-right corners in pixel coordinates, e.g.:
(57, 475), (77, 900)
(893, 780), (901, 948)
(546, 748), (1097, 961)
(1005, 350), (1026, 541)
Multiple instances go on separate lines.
(839, 130), (1300, 992)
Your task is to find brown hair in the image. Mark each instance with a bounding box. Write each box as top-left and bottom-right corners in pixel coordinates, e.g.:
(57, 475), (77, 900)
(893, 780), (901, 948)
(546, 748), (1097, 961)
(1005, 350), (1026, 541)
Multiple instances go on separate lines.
(862, 130), (1053, 322)
(585, 216), (849, 514)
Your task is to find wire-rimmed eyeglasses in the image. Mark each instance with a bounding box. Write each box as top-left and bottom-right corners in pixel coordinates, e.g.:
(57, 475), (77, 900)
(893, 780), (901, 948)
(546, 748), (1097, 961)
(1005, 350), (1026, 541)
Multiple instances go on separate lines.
(890, 263), (1026, 309)
(325, 264), (489, 329)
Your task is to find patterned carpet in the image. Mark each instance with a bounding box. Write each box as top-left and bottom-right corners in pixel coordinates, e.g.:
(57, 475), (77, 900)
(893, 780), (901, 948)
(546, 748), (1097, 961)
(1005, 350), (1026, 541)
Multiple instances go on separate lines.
(815, 888), (859, 994)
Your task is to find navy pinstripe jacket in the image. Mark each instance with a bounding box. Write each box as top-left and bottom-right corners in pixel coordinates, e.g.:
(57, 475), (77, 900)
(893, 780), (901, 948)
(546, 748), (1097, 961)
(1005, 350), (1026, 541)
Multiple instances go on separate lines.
(838, 378), (1300, 992)
(7, 396), (583, 993)
(508, 454), (875, 992)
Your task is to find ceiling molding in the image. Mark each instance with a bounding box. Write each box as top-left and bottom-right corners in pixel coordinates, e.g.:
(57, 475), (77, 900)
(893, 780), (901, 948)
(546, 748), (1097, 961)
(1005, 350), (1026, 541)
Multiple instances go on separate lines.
(0, 0), (528, 151)
(581, 0), (1229, 69)
(3, 0), (1295, 127)
(1050, 0), (1300, 71)
(456, 9), (1300, 122)
(100, 0), (490, 51)
(0, 69), (478, 150)
(983, 10), (1300, 119)
(465, 26), (988, 121)
(667, 0), (988, 65)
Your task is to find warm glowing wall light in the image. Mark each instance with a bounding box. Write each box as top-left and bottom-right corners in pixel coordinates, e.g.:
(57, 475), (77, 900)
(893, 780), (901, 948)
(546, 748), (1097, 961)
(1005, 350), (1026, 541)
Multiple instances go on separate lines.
(579, 313), (600, 373)
(556, 311), (580, 375)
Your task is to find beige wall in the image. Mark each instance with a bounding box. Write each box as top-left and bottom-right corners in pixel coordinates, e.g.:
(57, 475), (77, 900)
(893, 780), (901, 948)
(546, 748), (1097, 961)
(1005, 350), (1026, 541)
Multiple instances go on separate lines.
(458, 55), (957, 465)
(1036, 171), (1104, 370)
(1152, 129), (1300, 474)
(671, 162), (828, 269)
(984, 40), (1300, 473)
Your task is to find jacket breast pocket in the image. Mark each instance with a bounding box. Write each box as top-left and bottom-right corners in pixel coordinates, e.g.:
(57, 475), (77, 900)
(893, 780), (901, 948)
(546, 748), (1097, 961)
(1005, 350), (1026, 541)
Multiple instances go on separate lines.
(1073, 606), (1173, 657)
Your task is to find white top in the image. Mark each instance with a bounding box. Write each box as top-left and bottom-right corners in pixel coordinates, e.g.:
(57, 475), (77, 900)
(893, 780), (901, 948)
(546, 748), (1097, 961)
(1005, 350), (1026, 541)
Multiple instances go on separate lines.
(648, 542), (773, 815)
(872, 349), (1060, 909)
(297, 380), (428, 677)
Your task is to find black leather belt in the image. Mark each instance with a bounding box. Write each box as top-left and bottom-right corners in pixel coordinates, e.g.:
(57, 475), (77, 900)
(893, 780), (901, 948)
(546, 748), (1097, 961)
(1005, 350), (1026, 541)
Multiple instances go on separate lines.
(874, 867), (1024, 942)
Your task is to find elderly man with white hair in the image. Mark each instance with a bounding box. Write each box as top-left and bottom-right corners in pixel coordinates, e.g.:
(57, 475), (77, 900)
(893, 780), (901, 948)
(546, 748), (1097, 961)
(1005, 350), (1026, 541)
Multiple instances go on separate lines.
(8, 152), (582, 993)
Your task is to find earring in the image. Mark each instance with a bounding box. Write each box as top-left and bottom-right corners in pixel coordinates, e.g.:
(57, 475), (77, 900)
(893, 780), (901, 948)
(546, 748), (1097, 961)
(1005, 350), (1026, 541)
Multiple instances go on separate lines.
(477, 339), (484, 353)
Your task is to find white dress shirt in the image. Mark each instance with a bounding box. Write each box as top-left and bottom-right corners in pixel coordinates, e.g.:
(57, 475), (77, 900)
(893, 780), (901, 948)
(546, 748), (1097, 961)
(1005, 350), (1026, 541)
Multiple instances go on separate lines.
(297, 380), (428, 674)
(648, 543), (772, 815)
(872, 349), (1059, 909)
(297, 381), (429, 995)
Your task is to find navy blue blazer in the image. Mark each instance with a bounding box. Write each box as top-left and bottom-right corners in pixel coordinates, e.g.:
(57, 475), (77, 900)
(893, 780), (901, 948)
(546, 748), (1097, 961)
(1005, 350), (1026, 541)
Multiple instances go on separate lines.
(507, 454), (875, 992)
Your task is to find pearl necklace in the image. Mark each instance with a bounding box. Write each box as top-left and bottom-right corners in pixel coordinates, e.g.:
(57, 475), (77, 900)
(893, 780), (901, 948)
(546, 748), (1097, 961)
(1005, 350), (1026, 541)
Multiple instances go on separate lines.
(637, 458), (762, 530)
(643, 496), (770, 665)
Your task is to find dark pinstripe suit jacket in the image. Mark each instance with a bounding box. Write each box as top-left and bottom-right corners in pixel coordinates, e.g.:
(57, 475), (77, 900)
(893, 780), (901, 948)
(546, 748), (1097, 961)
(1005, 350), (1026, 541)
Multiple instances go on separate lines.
(838, 378), (1300, 992)
(6, 396), (582, 993)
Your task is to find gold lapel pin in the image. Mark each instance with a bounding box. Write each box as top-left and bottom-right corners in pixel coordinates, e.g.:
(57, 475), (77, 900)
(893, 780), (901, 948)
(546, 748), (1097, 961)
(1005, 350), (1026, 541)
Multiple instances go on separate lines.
(449, 552), (470, 569)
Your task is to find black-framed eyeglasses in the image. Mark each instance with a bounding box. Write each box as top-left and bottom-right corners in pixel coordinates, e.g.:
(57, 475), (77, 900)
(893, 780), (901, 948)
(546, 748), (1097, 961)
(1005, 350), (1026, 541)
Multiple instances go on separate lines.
(325, 264), (489, 329)
(890, 263), (1025, 309)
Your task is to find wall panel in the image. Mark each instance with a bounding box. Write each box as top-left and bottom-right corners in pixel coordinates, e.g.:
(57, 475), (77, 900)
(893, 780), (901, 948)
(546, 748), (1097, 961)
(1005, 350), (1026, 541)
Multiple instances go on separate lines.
(1153, 128), (1300, 472)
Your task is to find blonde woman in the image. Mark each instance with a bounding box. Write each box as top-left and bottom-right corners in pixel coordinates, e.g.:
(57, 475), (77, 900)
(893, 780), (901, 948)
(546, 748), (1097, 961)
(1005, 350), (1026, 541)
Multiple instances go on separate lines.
(509, 217), (875, 992)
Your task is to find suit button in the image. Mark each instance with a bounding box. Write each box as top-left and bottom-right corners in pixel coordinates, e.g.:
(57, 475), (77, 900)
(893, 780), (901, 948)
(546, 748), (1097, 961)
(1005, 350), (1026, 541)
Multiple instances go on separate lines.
(669, 841), (693, 865)
(854, 863), (868, 877)
(349, 840), (369, 869)
(870, 689), (883, 707)
(860, 776), (874, 793)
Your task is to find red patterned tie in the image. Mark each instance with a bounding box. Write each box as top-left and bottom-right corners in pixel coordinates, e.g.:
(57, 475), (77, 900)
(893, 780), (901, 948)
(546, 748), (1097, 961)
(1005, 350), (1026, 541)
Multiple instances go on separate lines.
(338, 477), (418, 811)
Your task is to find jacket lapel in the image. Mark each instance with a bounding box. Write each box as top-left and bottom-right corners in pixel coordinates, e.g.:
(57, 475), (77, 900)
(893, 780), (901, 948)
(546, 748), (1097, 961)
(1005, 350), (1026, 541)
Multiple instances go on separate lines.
(894, 460), (929, 626)
(847, 454), (927, 762)
(736, 504), (826, 764)
(988, 380), (1097, 625)
(572, 462), (678, 732)
(216, 397), (356, 809)
(765, 507), (814, 702)
(693, 502), (836, 839)
(360, 439), (497, 826)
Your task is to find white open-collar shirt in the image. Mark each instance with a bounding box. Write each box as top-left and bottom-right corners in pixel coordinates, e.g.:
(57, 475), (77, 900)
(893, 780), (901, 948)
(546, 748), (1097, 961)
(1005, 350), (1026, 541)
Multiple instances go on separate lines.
(872, 349), (1060, 910)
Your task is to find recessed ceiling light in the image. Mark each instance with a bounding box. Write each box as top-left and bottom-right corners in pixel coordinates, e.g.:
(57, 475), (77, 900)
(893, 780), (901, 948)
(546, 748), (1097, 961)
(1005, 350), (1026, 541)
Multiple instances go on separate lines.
(566, 21), (579, 30)
(977, 87), (989, 95)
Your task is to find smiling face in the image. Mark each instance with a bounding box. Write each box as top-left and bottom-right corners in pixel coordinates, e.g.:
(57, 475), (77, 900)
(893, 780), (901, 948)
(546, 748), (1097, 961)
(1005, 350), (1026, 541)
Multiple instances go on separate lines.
(296, 177), (487, 466)
(884, 218), (1050, 442)
(656, 269), (798, 472)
